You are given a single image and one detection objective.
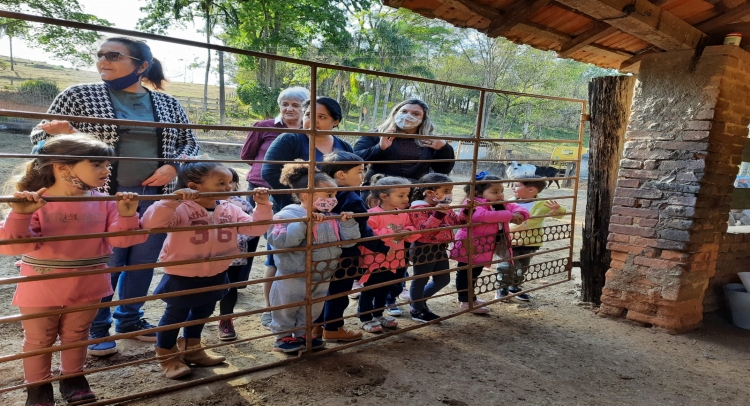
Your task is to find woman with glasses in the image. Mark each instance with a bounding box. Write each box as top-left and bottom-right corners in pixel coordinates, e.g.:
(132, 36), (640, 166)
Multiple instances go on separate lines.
(30, 37), (200, 357)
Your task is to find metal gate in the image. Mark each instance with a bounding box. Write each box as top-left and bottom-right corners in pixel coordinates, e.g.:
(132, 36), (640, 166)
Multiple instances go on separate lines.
(0, 10), (584, 405)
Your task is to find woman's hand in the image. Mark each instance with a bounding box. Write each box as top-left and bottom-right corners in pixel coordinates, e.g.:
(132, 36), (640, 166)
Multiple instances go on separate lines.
(340, 211), (354, 222)
(142, 165), (178, 187)
(511, 213), (525, 225)
(379, 136), (394, 151)
(34, 121), (77, 135)
(116, 192), (139, 217)
(9, 188), (47, 214)
(252, 187), (272, 206)
(173, 188), (200, 201)
(425, 139), (446, 150)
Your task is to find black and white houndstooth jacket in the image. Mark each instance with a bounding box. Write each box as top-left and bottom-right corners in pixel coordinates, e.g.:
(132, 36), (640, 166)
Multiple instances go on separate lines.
(30, 83), (200, 194)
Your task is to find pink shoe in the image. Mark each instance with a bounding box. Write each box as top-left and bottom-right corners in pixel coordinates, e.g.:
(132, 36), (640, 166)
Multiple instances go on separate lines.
(459, 301), (490, 314)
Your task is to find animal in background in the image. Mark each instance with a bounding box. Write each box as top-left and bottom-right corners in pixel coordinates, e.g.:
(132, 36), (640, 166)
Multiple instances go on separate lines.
(505, 161), (536, 179)
(506, 161), (562, 189)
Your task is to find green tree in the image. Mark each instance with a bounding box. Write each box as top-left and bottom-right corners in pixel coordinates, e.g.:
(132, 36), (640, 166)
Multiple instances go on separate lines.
(138, 0), (238, 115)
(1, 1), (111, 66)
(0, 17), (28, 71)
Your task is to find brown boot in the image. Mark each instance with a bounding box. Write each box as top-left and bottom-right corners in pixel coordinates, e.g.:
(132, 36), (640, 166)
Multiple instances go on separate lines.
(154, 346), (191, 379)
(177, 337), (225, 366)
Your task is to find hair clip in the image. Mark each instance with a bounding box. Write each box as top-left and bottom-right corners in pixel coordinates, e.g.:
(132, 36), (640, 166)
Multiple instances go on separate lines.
(476, 171), (489, 180)
(31, 140), (45, 155)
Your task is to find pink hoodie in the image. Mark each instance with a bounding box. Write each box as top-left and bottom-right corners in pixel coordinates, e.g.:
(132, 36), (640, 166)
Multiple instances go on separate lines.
(359, 206), (421, 282)
(450, 197), (529, 265)
(408, 200), (461, 244)
(0, 197), (147, 307)
(142, 200), (272, 277)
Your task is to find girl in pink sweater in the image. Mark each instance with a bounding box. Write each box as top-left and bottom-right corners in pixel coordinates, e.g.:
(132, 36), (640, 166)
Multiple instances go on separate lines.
(142, 161), (272, 379)
(407, 173), (462, 323)
(0, 134), (147, 406)
(450, 172), (528, 314)
(358, 175), (421, 333)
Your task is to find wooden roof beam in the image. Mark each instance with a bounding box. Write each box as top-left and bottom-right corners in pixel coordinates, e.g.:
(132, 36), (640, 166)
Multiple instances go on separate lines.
(558, 22), (620, 58)
(697, 1), (750, 33)
(486, 0), (553, 37)
(433, 0), (502, 20)
(555, 0), (707, 50)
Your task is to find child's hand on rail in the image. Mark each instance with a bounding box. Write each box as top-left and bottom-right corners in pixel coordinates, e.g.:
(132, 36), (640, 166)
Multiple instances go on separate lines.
(173, 188), (200, 201)
(115, 192), (139, 217)
(9, 188), (47, 214)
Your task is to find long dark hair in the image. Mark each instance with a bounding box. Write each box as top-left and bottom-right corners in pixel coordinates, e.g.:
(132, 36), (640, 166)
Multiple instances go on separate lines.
(302, 97), (343, 124)
(412, 173), (452, 201)
(105, 37), (167, 90)
(11, 133), (115, 192)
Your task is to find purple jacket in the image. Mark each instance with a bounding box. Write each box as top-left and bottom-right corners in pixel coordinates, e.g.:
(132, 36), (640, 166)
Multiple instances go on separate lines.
(240, 118), (287, 187)
(450, 197), (529, 265)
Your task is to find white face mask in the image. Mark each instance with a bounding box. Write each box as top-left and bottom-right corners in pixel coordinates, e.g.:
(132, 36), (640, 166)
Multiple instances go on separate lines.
(394, 113), (421, 130)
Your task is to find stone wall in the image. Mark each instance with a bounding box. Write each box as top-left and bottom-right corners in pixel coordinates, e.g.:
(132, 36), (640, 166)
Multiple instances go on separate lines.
(704, 226), (750, 312)
(599, 46), (750, 333)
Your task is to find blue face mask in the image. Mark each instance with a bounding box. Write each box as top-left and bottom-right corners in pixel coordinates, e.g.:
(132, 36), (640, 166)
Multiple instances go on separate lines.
(103, 64), (145, 91)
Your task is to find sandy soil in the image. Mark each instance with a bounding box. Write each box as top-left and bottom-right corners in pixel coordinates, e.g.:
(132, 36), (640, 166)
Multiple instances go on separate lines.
(0, 132), (748, 406)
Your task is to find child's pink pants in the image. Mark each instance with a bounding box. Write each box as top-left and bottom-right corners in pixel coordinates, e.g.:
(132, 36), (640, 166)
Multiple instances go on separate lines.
(19, 300), (99, 383)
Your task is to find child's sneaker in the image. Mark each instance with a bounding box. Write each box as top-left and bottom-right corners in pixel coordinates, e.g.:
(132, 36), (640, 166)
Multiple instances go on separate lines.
(495, 288), (509, 300)
(115, 318), (157, 342)
(509, 286), (531, 301)
(385, 305), (402, 317)
(87, 330), (118, 356)
(273, 336), (304, 353)
(410, 308), (440, 323)
(361, 319), (383, 333)
(297, 335), (326, 350)
(59, 374), (96, 404)
(398, 289), (410, 302)
(349, 280), (363, 299)
(218, 319), (237, 341)
(260, 312), (272, 330)
(459, 300), (491, 314)
(376, 316), (398, 328)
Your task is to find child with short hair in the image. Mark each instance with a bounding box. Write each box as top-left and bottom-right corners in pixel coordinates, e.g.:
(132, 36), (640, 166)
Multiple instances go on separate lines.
(142, 161), (272, 379)
(451, 172), (528, 312)
(315, 151), (389, 342)
(407, 173), (461, 322)
(359, 175), (420, 332)
(0, 133), (147, 406)
(497, 175), (566, 300)
(266, 162), (360, 353)
(217, 167), (259, 341)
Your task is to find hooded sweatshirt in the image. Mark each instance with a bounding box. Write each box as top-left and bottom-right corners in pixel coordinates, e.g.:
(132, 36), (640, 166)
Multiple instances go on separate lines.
(142, 199), (272, 277)
(0, 196), (147, 307)
(450, 197), (530, 265)
(266, 204), (361, 282)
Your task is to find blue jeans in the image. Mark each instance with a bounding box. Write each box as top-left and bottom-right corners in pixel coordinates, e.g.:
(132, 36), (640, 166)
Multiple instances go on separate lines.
(90, 186), (167, 334)
(156, 301), (217, 349)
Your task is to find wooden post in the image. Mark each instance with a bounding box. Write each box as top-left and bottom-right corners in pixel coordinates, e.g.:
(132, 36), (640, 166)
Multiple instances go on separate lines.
(580, 75), (635, 304)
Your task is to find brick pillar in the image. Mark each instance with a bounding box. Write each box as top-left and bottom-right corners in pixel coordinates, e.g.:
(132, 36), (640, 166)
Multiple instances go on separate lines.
(599, 46), (750, 333)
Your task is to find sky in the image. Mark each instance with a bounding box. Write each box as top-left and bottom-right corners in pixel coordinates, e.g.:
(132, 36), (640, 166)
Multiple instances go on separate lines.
(0, 0), (219, 84)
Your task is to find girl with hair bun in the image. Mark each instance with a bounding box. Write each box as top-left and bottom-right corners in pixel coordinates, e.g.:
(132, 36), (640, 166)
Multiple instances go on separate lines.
(265, 162), (360, 353)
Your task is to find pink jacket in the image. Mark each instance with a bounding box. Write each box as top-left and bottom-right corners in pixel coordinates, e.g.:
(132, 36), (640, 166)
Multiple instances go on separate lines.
(359, 207), (421, 282)
(0, 197), (147, 307)
(142, 200), (272, 277)
(408, 200), (462, 244)
(450, 198), (530, 265)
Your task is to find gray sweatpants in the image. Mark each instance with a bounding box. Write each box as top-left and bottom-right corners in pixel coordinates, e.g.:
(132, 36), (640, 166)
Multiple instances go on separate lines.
(269, 276), (330, 339)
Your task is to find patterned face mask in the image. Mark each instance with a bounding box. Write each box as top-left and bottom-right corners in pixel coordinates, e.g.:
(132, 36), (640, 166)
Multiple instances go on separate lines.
(394, 113), (421, 130)
(61, 172), (93, 191)
(312, 197), (338, 212)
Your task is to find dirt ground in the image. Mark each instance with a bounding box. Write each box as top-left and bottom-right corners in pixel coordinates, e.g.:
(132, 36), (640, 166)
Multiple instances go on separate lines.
(0, 132), (748, 405)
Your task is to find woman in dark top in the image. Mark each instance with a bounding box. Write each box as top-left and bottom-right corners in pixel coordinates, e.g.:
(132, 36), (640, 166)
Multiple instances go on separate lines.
(262, 97), (353, 212)
(353, 99), (455, 184)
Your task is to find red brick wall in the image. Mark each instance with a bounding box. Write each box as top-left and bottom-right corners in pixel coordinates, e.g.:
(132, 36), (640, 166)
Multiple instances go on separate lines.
(704, 227), (750, 312)
(599, 46), (750, 333)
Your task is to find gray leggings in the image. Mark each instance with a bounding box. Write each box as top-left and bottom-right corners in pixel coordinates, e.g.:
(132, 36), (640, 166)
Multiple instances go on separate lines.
(409, 242), (451, 312)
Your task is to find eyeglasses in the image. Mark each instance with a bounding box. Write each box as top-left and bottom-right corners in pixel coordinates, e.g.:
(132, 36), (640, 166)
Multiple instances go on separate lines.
(96, 51), (141, 62)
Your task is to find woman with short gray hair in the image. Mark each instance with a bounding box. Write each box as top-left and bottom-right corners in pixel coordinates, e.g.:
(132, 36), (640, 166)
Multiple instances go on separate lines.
(240, 86), (310, 203)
